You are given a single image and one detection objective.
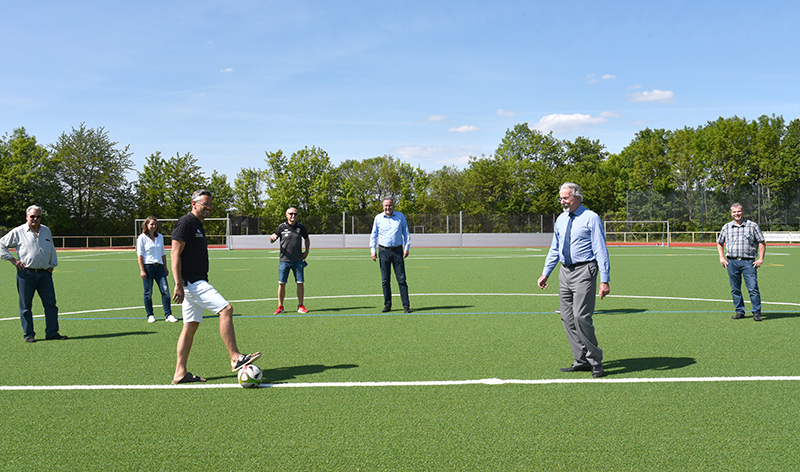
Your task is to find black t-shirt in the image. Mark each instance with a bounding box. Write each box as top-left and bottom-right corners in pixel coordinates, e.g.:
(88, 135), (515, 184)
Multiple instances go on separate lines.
(172, 213), (208, 283)
(273, 222), (309, 262)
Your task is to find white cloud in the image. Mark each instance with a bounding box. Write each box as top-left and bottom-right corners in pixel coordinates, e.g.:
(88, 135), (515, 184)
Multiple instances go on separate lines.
(447, 125), (480, 133)
(530, 113), (608, 134)
(586, 73), (616, 84)
(599, 111), (619, 118)
(629, 84), (642, 90)
(426, 115), (445, 122)
(496, 109), (516, 117)
(394, 145), (480, 168)
(220, 68), (233, 73)
(628, 89), (674, 103)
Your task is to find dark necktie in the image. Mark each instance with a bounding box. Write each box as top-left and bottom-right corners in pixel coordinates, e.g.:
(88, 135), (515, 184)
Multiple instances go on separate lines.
(563, 212), (575, 266)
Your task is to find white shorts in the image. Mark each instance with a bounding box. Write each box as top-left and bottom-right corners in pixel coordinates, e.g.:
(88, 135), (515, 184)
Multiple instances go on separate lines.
(181, 280), (229, 323)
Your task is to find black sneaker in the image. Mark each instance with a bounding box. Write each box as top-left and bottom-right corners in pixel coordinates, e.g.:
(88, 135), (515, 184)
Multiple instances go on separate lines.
(45, 334), (68, 340)
(753, 312), (762, 322)
(24, 336), (36, 343)
(732, 312), (745, 320)
(232, 352), (262, 371)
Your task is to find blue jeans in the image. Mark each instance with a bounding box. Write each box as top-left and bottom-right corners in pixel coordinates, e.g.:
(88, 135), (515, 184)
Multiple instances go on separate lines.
(143, 264), (172, 318)
(278, 260), (305, 284)
(378, 246), (409, 308)
(17, 269), (59, 338)
(727, 258), (761, 314)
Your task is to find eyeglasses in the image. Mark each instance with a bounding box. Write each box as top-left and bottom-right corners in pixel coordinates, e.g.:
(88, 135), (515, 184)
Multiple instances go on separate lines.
(287, 212), (297, 216)
(28, 215), (41, 219)
(557, 196), (573, 202)
(193, 200), (212, 207)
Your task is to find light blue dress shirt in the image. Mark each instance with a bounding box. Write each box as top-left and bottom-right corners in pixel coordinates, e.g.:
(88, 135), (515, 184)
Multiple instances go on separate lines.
(542, 205), (610, 283)
(370, 211), (411, 253)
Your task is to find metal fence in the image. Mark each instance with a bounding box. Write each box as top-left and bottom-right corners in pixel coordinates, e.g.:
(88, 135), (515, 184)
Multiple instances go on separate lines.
(230, 212), (558, 236)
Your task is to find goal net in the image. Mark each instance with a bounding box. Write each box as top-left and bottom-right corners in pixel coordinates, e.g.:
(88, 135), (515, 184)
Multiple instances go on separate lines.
(134, 218), (231, 249)
(604, 220), (670, 246)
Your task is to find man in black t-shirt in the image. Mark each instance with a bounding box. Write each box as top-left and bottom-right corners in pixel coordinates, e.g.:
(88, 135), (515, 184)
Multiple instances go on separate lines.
(169, 189), (261, 384)
(269, 207), (310, 314)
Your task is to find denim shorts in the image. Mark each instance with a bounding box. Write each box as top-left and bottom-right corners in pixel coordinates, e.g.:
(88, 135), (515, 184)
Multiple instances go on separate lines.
(278, 260), (305, 284)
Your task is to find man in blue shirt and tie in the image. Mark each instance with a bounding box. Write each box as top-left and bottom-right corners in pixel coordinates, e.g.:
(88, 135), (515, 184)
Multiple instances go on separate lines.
(370, 197), (412, 313)
(538, 182), (610, 378)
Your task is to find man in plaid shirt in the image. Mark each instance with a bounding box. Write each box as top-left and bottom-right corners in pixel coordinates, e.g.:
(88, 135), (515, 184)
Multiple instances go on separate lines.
(717, 203), (766, 321)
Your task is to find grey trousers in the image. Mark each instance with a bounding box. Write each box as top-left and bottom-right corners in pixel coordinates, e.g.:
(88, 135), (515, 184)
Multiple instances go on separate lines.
(558, 261), (603, 367)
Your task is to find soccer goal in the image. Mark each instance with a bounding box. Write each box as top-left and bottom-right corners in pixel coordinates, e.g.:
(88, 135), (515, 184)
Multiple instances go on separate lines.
(133, 217), (232, 249)
(604, 220), (670, 246)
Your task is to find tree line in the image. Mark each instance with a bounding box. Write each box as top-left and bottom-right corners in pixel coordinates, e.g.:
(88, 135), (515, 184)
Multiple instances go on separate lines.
(2, 115), (800, 236)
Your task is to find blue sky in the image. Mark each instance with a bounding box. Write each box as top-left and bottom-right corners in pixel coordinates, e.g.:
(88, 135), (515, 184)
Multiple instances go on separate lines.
(2, 1), (799, 180)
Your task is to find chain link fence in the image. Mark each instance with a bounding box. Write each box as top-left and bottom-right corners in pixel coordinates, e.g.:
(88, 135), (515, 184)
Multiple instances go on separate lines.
(625, 188), (800, 231)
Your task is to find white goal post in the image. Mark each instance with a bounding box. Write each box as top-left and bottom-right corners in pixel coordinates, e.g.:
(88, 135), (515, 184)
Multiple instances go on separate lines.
(604, 220), (670, 246)
(134, 217), (232, 249)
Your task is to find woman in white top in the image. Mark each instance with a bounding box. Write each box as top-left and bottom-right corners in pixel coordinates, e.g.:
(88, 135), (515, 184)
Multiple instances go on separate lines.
(136, 217), (176, 323)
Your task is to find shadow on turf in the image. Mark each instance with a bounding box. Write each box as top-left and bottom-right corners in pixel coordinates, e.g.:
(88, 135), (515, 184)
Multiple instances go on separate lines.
(261, 364), (359, 383)
(603, 356), (696, 375)
(300, 306), (376, 313)
(203, 364), (359, 383)
(65, 331), (156, 340)
(596, 309), (647, 315)
(410, 305), (473, 312)
(754, 312), (800, 320)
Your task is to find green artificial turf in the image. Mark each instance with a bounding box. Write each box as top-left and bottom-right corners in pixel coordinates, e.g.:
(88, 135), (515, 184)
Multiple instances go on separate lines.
(1, 246), (800, 470)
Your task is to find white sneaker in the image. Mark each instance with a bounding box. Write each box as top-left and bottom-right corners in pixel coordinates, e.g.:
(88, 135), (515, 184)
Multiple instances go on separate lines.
(147, 315), (156, 323)
(166, 315), (178, 323)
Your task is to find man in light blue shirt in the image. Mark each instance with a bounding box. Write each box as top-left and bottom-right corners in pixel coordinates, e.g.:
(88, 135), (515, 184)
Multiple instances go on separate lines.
(370, 198), (411, 312)
(538, 183), (610, 378)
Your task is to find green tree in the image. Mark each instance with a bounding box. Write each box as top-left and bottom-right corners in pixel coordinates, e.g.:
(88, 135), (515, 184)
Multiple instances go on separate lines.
(233, 167), (268, 217)
(0, 128), (63, 229)
(264, 146), (338, 217)
(562, 136), (609, 214)
(50, 123), (134, 233)
(162, 152), (207, 217)
(424, 166), (470, 214)
(135, 151), (170, 218)
(667, 126), (706, 224)
(206, 170), (234, 218)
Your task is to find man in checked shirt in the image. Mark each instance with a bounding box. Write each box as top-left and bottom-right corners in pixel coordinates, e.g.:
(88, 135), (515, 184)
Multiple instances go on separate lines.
(717, 203), (766, 321)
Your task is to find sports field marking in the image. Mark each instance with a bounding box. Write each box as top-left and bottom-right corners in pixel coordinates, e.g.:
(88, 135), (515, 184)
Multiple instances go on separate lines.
(3, 376), (800, 391)
(2, 292), (798, 322)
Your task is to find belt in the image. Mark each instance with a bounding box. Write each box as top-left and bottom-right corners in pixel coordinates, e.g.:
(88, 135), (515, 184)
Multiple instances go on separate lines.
(727, 256), (754, 261)
(26, 268), (49, 272)
(144, 263), (163, 266)
(379, 245), (401, 249)
(564, 260), (595, 270)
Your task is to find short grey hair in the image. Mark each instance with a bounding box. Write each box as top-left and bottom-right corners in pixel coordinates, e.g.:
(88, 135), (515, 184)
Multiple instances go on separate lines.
(26, 205), (42, 216)
(191, 189), (212, 202)
(731, 202), (743, 211)
(560, 182), (583, 200)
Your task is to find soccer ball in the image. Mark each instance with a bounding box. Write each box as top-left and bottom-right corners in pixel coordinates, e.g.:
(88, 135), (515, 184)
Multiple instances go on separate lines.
(237, 364), (263, 388)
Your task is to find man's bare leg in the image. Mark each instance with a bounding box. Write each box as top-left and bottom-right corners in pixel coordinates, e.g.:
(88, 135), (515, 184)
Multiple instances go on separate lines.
(297, 283), (304, 306)
(173, 321), (202, 382)
(218, 304), (241, 364)
(277, 284), (286, 307)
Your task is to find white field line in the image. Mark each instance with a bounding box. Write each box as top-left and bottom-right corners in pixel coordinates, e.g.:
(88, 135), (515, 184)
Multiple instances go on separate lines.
(3, 292), (798, 322)
(3, 376), (800, 391)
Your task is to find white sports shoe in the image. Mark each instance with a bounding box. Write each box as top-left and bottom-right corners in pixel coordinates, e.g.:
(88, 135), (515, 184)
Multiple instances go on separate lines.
(166, 315), (179, 322)
(147, 315), (156, 323)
